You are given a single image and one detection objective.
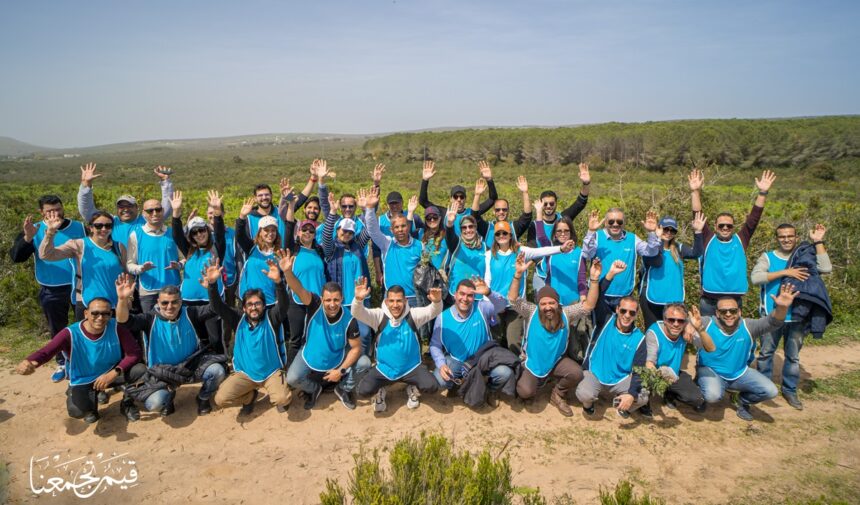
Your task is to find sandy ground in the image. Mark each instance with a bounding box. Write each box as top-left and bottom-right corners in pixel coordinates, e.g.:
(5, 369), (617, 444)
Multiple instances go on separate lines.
(2, 342), (859, 505)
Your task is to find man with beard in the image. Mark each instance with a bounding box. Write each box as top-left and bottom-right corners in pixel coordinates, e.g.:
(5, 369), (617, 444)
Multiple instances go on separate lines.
(692, 285), (797, 421)
(507, 255), (601, 416)
(247, 182), (288, 248)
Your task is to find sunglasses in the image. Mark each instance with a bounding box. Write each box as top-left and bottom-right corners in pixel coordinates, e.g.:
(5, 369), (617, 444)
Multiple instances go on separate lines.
(495, 231), (510, 237)
(461, 224), (476, 230)
(452, 194), (466, 200)
(192, 228), (208, 235)
(340, 204), (356, 210)
(89, 311), (111, 319)
(665, 317), (686, 325)
(664, 228), (678, 234)
(91, 222), (113, 230)
(159, 300), (181, 307)
(555, 228), (571, 234)
(717, 223), (734, 230)
(301, 227), (315, 233)
(494, 208), (509, 212)
(608, 219), (624, 226)
(618, 308), (637, 316)
(426, 215), (440, 221)
(144, 207), (163, 214)
(717, 308), (739, 316)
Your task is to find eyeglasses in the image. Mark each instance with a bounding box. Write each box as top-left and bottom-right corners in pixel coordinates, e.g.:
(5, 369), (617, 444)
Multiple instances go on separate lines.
(461, 224), (476, 230)
(91, 222), (113, 230)
(665, 317), (686, 325)
(494, 208), (508, 212)
(495, 231), (510, 237)
(618, 308), (637, 316)
(555, 229), (571, 235)
(608, 219), (624, 226)
(144, 207), (163, 214)
(717, 308), (739, 316)
(340, 204), (356, 210)
(89, 311), (111, 319)
(452, 194), (466, 200)
(244, 301), (263, 307)
(716, 223), (734, 230)
(192, 228), (208, 235)
(664, 228), (678, 234)
(159, 300), (181, 307)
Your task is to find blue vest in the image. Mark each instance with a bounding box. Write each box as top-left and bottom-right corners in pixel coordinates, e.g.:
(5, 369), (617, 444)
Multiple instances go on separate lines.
(697, 319), (754, 381)
(585, 316), (644, 385)
(247, 212), (287, 249)
(487, 250), (519, 299)
(339, 248), (363, 305)
(68, 320), (122, 386)
(239, 246), (277, 306)
(80, 237), (123, 307)
(523, 310), (569, 378)
(534, 214), (561, 279)
(448, 241), (486, 297)
(232, 315), (285, 382)
(301, 305), (354, 371)
(291, 247), (325, 305)
(135, 228), (180, 291)
(546, 248), (583, 305)
(382, 239), (423, 297)
(440, 306), (490, 362)
(449, 209), (473, 237)
(645, 247), (685, 305)
(181, 248), (224, 302)
(379, 211), (417, 237)
(223, 226), (238, 286)
(701, 234), (748, 295)
(760, 251), (793, 321)
(418, 231), (449, 271)
(33, 220), (85, 287)
(376, 316), (422, 380)
(596, 230), (637, 297)
(111, 215), (144, 248)
(145, 308), (200, 366)
(649, 322), (686, 375)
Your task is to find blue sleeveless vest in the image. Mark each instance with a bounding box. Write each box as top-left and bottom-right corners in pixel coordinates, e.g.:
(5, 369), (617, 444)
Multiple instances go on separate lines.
(135, 228), (180, 291)
(145, 308), (200, 366)
(239, 246), (277, 306)
(596, 230), (637, 297)
(701, 234), (747, 295)
(291, 247), (325, 305)
(760, 251), (793, 321)
(33, 220), (85, 287)
(68, 320), (122, 386)
(448, 241), (486, 297)
(697, 319), (754, 381)
(585, 315), (644, 385)
(546, 247), (583, 305)
(181, 248), (224, 302)
(247, 212), (287, 249)
(440, 306), (490, 362)
(487, 250), (520, 299)
(376, 316), (422, 380)
(649, 322), (686, 375)
(111, 215), (144, 248)
(523, 310), (569, 378)
(232, 314), (285, 382)
(382, 239), (423, 297)
(301, 305), (354, 371)
(645, 247), (685, 304)
(80, 237), (123, 307)
(223, 226), (238, 286)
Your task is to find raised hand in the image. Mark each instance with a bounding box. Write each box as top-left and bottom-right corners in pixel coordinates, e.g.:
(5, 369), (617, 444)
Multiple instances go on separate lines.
(532, 198), (544, 218)
(353, 276), (371, 301)
(692, 212), (707, 233)
(609, 260), (627, 276)
(200, 258), (223, 287)
(642, 210), (658, 233)
(80, 162), (101, 187)
(688, 306), (702, 330)
(264, 259), (282, 283)
(578, 162), (591, 185)
(315, 159), (336, 181)
(357, 188), (368, 209)
(446, 199), (458, 227)
(422, 160), (436, 181)
(328, 191), (339, 215)
(365, 185), (380, 209)
(514, 253), (534, 276)
(587, 209), (604, 232)
(474, 178), (488, 196)
(44, 209), (63, 232)
(478, 160), (492, 180)
(688, 168), (704, 192)
(560, 239), (575, 253)
(239, 196), (256, 219)
(809, 223), (827, 242)
(187, 208), (198, 222)
(755, 170), (776, 192)
(207, 190), (223, 215)
(154, 165), (173, 181)
(407, 195), (419, 214)
(772, 283), (799, 307)
(371, 163), (386, 184)
(115, 273), (135, 300)
(428, 287), (443, 303)
(22, 215), (38, 242)
(516, 175), (529, 194)
(279, 177), (294, 198)
(783, 267), (809, 282)
(470, 276), (490, 296)
(276, 249), (294, 273)
(170, 190), (183, 217)
(589, 258), (603, 280)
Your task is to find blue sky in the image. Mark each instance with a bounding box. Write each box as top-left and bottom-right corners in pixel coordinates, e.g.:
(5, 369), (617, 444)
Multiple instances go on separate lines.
(1, 0), (858, 147)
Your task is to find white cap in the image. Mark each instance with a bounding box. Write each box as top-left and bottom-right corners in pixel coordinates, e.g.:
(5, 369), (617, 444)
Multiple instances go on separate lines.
(337, 218), (356, 233)
(187, 216), (208, 231)
(258, 215), (278, 230)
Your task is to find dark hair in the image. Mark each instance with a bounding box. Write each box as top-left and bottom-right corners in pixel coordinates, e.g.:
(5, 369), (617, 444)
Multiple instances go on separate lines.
(775, 223), (796, 235)
(386, 285), (406, 297)
(539, 190), (557, 200)
(551, 217), (577, 246)
(38, 195), (62, 210)
(88, 210), (113, 226)
(662, 303), (687, 318)
(716, 296), (740, 308)
(306, 196), (321, 207)
(242, 288), (266, 307)
(86, 297), (113, 309)
(617, 296), (639, 308)
(322, 282), (343, 296)
(158, 285), (181, 297)
(716, 212), (735, 221)
(456, 279), (476, 292)
(253, 184), (272, 195)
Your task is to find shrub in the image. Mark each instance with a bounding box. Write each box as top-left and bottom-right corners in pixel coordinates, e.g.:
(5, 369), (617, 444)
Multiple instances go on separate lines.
(599, 480), (664, 505)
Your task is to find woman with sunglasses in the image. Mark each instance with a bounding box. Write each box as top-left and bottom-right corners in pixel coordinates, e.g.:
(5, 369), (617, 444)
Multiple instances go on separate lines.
(39, 209), (127, 321)
(543, 217), (588, 306)
(444, 190), (487, 300)
(640, 213), (706, 328)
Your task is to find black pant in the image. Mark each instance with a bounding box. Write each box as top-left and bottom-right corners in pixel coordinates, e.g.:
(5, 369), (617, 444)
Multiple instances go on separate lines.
(639, 292), (664, 330)
(39, 285), (73, 365)
(286, 303), (308, 368)
(66, 363), (146, 418)
(357, 365), (439, 398)
(140, 294), (158, 315)
(663, 371), (704, 408)
(185, 300), (224, 354)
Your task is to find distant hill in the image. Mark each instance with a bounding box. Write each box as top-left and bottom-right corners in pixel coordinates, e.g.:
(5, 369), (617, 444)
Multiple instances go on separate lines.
(0, 137), (53, 157)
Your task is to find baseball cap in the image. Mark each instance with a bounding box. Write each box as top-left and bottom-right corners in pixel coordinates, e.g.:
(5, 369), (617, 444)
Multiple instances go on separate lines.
(450, 185), (467, 197)
(187, 216), (208, 231)
(116, 195), (137, 206)
(424, 206), (441, 217)
(337, 218), (356, 233)
(494, 221), (512, 235)
(299, 219), (318, 231)
(659, 217), (678, 229)
(386, 191), (403, 204)
(258, 215), (278, 230)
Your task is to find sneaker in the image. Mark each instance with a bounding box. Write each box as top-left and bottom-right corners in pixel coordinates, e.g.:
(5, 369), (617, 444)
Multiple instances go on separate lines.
(97, 391), (109, 405)
(160, 394), (176, 417)
(485, 391), (499, 408)
(120, 397), (140, 422)
(51, 366), (67, 383)
(405, 385), (421, 410)
(736, 402), (754, 422)
(782, 391), (803, 410)
(373, 387), (388, 413)
(694, 402), (707, 414)
(196, 396), (212, 415)
(303, 385), (322, 410)
(549, 389), (573, 417)
(663, 394), (677, 410)
(637, 403), (654, 419)
(334, 384), (357, 410)
(582, 404), (595, 416)
(83, 411), (100, 424)
(616, 408), (631, 419)
(240, 390), (258, 416)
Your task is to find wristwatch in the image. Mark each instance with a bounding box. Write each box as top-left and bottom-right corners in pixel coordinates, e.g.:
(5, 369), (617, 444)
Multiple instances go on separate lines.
(339, 368), (348, 376)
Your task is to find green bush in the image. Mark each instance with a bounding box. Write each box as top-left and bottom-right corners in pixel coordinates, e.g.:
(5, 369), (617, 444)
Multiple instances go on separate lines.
(599, 480), (664, 505)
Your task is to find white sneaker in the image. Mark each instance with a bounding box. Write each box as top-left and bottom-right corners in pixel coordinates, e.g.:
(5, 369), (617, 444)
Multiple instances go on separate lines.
(373, 387), (387, 413)
(406, 385), (421, 409)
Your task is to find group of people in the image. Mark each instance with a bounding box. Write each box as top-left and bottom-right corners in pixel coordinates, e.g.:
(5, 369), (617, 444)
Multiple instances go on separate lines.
(11, 160), (833, 424)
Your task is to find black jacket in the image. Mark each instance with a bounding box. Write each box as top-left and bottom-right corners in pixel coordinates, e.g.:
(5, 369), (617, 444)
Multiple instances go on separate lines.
(786, 242), (832, 338)
(459, 340), (520, 408)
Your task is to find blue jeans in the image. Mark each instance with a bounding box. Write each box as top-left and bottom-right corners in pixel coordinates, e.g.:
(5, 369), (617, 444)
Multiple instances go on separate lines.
(433, 355), (513, 391)
(143, 363), (226, 411)
(286, 352), (370, 394)
(696, 365), (778, 406)
(757, 321), (805, 394)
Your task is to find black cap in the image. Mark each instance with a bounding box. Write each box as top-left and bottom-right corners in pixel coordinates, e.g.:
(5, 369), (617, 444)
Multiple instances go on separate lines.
(450, 185), (467, 197)
(386, 191), (403, 204)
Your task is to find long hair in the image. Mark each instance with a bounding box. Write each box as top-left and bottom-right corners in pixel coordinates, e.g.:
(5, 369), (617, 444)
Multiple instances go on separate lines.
(187, 226), (214, 257)
(491, 229), (520, 259)
(254, 228), (282, 253)
(550, 217), (577, 246)
(87, 211), (114, 238)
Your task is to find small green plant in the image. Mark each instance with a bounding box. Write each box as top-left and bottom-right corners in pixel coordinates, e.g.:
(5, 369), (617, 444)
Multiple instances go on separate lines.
(599, 480), (664, 505)
(633, 366), (672, 397)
